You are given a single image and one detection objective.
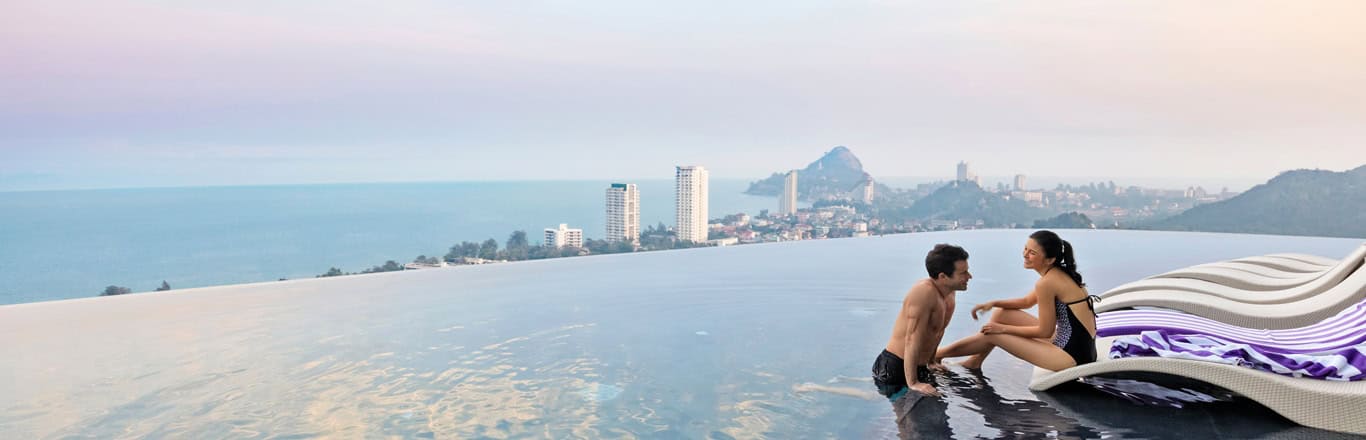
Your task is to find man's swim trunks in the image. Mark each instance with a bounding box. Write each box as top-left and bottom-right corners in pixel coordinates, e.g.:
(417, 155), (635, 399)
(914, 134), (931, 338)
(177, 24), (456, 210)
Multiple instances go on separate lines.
(871, 349), (933, 399)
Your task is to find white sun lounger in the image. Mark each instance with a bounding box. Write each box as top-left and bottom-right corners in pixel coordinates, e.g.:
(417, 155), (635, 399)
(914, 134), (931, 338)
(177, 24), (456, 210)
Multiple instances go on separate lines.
(1149, 264), (1326, 289)
(1266, 253), (1341, 266)
(1096, 260), (1366, 329)
(1029, 337), (1366, 435)
(1229, 256), (1333, 273)
(1158, 260), (1327, 278)
(1100, 244), (1366, 299)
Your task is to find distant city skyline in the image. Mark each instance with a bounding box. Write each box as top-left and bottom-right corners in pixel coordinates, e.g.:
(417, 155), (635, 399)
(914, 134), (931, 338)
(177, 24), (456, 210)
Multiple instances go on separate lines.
(3, 1), (1364, 191)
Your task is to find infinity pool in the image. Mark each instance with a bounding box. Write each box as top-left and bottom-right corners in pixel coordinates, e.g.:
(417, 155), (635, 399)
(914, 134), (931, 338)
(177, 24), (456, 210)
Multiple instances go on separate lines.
(2, 230), (1362, 439)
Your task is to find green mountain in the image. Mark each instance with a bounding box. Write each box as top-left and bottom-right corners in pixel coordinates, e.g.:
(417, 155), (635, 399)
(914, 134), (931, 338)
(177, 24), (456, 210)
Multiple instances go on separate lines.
(746, 146), (872, 198)
(1034, 212), (1095, 229)
(887, 180), (1050, 227)
(1148, 165), (1366, 238)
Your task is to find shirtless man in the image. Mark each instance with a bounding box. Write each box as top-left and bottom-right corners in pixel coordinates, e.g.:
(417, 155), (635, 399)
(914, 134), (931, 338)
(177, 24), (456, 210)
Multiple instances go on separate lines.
(872, 244), (970, 399)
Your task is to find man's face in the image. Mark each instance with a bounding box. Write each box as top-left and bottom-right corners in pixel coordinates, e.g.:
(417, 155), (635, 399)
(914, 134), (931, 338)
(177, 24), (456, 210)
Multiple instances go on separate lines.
(943, 260), (971, 291)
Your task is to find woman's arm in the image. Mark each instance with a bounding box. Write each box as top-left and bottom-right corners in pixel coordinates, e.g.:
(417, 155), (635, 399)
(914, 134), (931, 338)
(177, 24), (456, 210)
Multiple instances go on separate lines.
(970, 291), (1037, 320)
(991, 280), (1057, 338)
(983, 291), (1032, 311)
(988, 291), (1038, 310)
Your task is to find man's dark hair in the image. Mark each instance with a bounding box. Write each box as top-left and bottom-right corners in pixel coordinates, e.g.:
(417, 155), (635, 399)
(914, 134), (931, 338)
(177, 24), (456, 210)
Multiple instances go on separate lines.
(925, 244), (969, 280)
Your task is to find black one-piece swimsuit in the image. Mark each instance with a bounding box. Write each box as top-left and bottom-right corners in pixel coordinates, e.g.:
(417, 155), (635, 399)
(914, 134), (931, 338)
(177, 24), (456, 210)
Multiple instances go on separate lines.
(1052, 295), (1100, 365)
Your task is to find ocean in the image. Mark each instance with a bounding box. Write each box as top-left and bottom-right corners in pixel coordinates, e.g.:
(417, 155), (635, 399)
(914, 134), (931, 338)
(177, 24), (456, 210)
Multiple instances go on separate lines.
(0, 180), (791, 305)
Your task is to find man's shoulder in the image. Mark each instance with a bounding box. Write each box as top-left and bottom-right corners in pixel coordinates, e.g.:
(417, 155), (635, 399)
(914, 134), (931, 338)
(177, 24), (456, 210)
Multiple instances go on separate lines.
(903, 279), (936, 302)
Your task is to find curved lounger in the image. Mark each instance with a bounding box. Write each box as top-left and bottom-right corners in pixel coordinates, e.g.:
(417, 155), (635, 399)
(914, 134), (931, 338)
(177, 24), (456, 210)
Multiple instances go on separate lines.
(1029, 337), (1366, 435)
(1100, 245), (1366, 299)
(1095, 263), (1366, 329)
(1229, 256), (1333, 273)
(1159, 250), (1347, 281)
(1101, 261), (1363, 306)
(1267, 253), (1341, 266)
(1200, 261), (1328, 277)
(1166, 261), (1327, 278)
(1150, 264), (1325, 288)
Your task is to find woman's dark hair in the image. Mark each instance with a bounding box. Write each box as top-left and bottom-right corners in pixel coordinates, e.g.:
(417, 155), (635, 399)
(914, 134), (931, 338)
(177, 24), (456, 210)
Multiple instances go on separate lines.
(925, 244), (969, 280)
(1029, 230), (1085, 287)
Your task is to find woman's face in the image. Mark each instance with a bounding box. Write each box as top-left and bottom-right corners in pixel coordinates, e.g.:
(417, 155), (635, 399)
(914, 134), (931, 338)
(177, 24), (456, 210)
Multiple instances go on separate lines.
(1023, 239), (1052, 270)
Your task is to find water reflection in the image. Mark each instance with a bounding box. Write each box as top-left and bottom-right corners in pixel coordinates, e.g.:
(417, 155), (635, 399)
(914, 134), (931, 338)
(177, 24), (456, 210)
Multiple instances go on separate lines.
(878, 367), (1364, 440)
(887, 368), (1102, 439)
(1038, 377), (1366, 440)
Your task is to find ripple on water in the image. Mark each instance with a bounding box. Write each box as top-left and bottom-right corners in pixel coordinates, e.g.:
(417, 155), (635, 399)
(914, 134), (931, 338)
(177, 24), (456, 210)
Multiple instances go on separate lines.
(580, 383), (624, 402)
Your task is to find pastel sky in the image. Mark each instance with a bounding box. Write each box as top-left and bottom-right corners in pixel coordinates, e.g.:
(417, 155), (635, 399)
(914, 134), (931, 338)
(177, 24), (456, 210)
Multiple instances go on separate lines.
(2, 1), (1363, 191)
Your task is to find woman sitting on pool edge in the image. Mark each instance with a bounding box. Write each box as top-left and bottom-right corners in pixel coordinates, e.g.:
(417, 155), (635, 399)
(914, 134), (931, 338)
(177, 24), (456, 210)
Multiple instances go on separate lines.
(935, 230), (1100, 371)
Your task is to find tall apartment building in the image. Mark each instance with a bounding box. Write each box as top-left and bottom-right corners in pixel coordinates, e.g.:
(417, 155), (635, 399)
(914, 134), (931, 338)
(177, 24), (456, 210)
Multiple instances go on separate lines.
(605, 183), (640, 243)
(858, 177), (875, 204)
(1014, 174), (1027, 191)
(778, 170), (798, 216)
(544, 224), (583, 249)
(675, 165), (709, 242)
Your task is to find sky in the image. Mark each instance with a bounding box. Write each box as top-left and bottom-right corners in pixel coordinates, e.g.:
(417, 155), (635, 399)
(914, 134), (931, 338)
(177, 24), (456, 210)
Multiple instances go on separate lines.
(2, 1), (1364, 191)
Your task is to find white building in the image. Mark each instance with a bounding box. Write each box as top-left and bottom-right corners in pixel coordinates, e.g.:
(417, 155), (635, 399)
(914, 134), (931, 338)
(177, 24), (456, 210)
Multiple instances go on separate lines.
(1014, 174), (1026, 191)
(544, 224), (583, 249)
(779, 170), (798, 216)
(675, 165), (710, 242)
(605, 183), (640, 243)
(707, 237), (739, 247)
(1011, 190), (1045, 208)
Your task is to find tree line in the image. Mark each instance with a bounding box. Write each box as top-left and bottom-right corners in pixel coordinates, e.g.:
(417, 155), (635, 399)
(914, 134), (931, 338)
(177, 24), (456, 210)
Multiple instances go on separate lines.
(316, 225), (708, 278)
(99, 280), (172, 297)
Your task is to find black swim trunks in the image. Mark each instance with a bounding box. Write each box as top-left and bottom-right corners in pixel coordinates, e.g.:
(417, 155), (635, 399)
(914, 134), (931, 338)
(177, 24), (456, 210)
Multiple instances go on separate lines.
(871, 349), (933, 398)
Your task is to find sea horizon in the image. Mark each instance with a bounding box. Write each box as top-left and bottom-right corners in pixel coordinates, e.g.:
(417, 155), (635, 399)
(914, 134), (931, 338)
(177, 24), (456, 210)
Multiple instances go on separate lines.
(0, 174), (1272, 194)
(0, 171), (1328, 305)
(0, 179), (792, 305)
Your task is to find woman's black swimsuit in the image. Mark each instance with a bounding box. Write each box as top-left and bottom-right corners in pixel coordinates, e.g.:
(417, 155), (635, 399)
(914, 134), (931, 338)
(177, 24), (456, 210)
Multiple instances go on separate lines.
(1052, 295), (1101, 366)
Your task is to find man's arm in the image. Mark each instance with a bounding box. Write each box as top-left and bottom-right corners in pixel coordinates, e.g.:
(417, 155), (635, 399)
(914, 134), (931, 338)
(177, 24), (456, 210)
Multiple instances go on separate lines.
(929, 294), (957, 364)
(901, 287), (940, 395)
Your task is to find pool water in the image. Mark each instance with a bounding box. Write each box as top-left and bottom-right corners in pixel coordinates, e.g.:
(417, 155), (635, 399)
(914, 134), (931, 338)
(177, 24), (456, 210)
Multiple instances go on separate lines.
(2, 230), (1362, 439)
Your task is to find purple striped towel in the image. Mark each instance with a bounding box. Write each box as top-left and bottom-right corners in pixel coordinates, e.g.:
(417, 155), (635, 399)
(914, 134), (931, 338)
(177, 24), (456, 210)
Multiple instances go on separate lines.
(1109, 330), (1366, 381)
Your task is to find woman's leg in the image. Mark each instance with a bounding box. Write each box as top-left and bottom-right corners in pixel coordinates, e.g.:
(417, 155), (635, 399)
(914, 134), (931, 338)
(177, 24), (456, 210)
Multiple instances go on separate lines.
(937, 309), (1038, 369)
(963, 309), (1039, 368)
(983, 333), (1076, 372)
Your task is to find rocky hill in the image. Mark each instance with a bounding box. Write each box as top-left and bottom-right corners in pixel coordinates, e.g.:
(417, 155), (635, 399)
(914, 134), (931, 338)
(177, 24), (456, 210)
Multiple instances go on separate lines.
(1148, 165), (1366, 238)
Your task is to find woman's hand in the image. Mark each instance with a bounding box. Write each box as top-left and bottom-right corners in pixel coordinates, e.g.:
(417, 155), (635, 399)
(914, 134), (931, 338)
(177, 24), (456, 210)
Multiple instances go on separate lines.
(980, 323), (1004, 335)
(970, 301), (996, 320)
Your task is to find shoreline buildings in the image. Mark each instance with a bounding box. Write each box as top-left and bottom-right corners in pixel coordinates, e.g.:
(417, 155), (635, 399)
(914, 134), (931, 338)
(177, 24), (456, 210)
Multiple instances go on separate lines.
(957, 161), (981, 186)
(675, 165), (709, 242)
(544, 224), (584, 249)
(605, 183), (640, 243)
